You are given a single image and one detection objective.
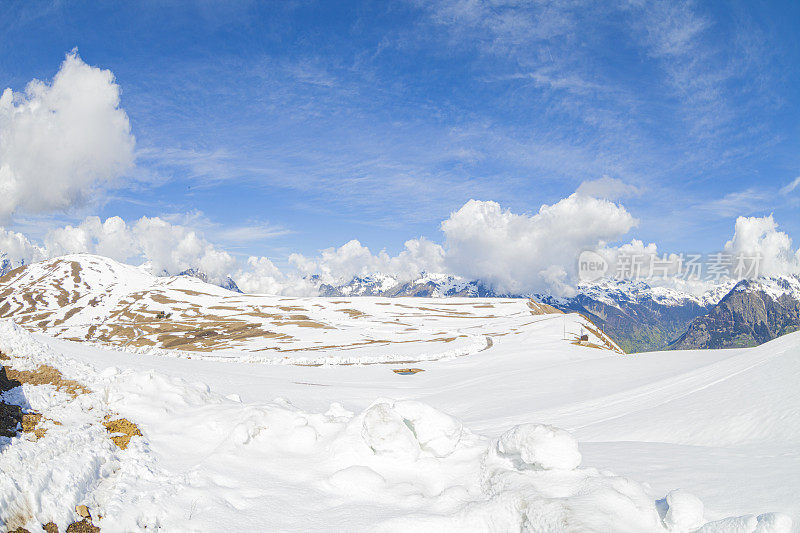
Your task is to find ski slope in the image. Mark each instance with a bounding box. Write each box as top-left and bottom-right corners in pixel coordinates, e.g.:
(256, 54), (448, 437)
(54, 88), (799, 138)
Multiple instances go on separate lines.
(0, 308), (796, 531)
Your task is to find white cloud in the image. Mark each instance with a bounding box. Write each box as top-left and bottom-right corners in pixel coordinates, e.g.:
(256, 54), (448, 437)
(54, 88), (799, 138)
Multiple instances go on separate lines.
(131, 217), (236, 282)
(576, 176), (641, 200)
(288, 237), (445, 285)
(724, 215), (800, 277)
(234, 256), (318, 296)
(700, 189), (769, 218)
(2, 200), (797, 298)
(0, 228), (46, 266)
(440, 196), (638, 296)
(0, 51), (135, 220)
(779, 177), (800, 196)
(6, 215), (235, 284)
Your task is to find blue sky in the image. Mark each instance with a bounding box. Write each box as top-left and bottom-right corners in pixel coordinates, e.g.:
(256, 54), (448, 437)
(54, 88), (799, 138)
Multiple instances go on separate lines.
(1, 0), (799, 269)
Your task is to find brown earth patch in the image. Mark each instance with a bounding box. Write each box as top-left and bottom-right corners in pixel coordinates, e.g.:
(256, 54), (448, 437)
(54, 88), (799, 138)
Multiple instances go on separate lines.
(5, 365), (90, 397)
(149, 293), (178, 305)
(21, 412), (46, 439)
(527, 300), (563, 315)
(66, 519), (99, 533)
(69, 261), (82, 285)
(276, 320), (334, 329)
(580, 321), (623, 353)
(337, 308), (368, 318)
(392, 368), (425, 374)
(103, 417), (142, 450)
(394, 304), (472, 315)
(53, 307), (83, 326)
(0, 264), (27, 282)
(174, 288), (215, 297)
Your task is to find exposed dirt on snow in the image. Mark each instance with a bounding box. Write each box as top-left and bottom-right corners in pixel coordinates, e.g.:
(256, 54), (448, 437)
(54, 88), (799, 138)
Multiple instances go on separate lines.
(102, 418), (141, 450)
(4, 365), (89, 397)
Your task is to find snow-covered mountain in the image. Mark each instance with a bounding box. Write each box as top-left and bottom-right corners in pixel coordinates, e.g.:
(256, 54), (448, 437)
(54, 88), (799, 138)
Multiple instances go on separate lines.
(314, 274), (742, 352)
(316, 272), (496, 298)
(671, 275), (800, 350)
(2, 253), (798, 353)
(314, 272), (800, 352)
(0, 253), (618, 362)
(534, 279), (737, 353)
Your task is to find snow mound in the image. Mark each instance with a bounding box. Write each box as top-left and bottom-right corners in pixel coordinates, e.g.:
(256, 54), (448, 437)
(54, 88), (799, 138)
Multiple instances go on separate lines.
(495, 423), (581, 471)
(361, 402), (421, 460)
(394, 400), (464, 458)
(662, 490), (705, 531)
(360, 399), (464, 459)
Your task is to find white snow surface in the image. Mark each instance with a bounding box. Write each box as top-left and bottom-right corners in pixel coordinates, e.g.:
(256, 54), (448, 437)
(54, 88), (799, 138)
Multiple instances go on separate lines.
(0, 310), (797, 531)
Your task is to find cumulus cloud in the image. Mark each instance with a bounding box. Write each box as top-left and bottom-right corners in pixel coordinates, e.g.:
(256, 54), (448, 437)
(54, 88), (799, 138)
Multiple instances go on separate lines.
(596, 239), (683, 279)
(5, 215), (235, 284)
(276, 196), (637, 296)
(287, 237), (445, 285)
(575, 176), (641, 200)
(440, 196), (638, 295)
(0, 51), (135, 220)
(724, 215), (800, 277)
(234, 257), (318, 296)
(2, 201), (798, 298)
(0, 228), (46, 266)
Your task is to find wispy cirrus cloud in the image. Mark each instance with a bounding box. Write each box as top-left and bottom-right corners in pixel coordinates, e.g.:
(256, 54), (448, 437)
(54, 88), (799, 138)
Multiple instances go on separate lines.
(780, 177), (800, 196)
(698, 189), (771, 218)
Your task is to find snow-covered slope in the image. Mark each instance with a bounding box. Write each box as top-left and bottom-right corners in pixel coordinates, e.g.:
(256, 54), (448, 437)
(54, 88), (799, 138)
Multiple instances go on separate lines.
(0, 316), (795, 531)
(0, 254), (619, 364)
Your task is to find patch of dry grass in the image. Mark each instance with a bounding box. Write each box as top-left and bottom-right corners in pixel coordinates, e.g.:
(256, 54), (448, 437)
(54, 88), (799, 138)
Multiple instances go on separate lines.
(337, 308), (368, 318)
(103, 417), (142, 450)
(4, 365), (90, 397)
(527, 300), (563, 315)
(20, 412), (46, 439)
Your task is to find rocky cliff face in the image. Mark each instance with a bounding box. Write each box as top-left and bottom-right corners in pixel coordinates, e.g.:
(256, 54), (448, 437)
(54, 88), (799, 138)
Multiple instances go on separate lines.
(670, 276), (800, 350)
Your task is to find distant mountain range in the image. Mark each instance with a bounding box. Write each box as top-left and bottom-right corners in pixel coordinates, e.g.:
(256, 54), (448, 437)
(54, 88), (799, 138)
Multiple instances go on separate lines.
(309, 271), (800, 353)
(1, 253), (798, 353)
(0, 254), (617, 362)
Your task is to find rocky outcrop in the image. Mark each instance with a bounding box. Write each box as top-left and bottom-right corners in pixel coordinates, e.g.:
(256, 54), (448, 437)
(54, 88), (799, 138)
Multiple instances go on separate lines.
(670, 277), (800, 350)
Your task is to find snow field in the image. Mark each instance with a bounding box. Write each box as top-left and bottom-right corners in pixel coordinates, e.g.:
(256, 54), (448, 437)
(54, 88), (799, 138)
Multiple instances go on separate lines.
(0, 320), (792, 531)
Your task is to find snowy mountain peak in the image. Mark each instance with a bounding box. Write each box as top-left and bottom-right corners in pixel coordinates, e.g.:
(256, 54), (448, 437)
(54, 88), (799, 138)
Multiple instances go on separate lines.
(730, 274), (800, 301)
